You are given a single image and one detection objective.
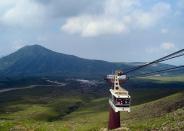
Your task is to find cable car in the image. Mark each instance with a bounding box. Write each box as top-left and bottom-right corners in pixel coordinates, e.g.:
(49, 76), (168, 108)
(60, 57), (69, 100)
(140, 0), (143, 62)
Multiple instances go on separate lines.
(106, 71), (131, 112)
(109, 88), (131, 112)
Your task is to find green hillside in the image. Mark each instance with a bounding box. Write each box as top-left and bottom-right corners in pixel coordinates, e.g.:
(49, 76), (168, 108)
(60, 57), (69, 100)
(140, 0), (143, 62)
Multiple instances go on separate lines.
(141, 75), (184, 83)
(0, 80), (183, 131)
(121, 91), (184, 131)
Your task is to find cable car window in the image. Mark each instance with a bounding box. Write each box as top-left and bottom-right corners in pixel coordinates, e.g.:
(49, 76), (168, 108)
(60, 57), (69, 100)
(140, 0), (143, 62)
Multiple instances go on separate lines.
(115, 98), (130, 107)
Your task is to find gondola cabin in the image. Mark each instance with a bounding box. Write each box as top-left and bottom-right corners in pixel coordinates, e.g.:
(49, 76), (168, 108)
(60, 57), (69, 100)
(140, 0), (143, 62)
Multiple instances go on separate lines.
(109, 88), (131, 112)
(106, 71), (131, 112)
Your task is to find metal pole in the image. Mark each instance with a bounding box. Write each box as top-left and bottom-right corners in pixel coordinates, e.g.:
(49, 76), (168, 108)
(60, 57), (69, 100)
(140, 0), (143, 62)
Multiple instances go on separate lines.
(108, 106), (120, 130)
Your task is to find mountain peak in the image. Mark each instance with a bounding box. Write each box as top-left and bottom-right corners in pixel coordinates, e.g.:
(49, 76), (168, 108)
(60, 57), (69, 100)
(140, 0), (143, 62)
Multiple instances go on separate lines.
(24, 44), (43, 48)
(20, 44), (48, 51)
(16, 44), (53, 55)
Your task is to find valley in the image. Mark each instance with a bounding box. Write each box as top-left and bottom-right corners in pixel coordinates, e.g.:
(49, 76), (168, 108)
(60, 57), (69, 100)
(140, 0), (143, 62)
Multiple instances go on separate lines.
(0, 76), (183, 131)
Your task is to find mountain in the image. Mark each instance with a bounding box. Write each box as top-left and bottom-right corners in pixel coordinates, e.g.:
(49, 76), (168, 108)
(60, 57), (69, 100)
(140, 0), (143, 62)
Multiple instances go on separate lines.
(0, 45), (128, 77)
(0, 45), (177, 78)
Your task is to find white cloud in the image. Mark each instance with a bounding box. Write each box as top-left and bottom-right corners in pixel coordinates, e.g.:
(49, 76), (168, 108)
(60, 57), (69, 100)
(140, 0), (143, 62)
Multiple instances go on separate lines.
(146, 42), (177, 54)
(61, 0), (171, 37)
(0, 0), (45, 27)
(133, 2), (171, 28)
(160, 42), (176, 50)
(62, 15), (127, 37)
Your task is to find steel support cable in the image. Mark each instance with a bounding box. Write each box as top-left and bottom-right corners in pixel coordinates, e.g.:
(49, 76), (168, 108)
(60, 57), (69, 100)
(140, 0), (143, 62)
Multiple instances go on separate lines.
(124, 49), (184, 75)
(124, 49), (184, 74)
(160, 53), (184, 61)
(129, 65), (184, 78)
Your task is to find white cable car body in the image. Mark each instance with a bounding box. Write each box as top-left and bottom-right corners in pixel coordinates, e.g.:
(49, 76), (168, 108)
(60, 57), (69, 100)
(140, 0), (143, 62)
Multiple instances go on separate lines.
(109, 89), (131, 112)
(106, 71), (131, 112)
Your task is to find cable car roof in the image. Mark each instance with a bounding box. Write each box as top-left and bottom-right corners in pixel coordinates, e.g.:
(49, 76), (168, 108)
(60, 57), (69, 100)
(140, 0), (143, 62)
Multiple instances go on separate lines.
(110, 89), (130, 98)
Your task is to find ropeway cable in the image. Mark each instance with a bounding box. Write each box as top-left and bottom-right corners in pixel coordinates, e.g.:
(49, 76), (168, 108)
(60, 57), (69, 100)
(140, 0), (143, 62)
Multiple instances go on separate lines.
(123, 49), (184, 75)
(128, 65), (184, 78)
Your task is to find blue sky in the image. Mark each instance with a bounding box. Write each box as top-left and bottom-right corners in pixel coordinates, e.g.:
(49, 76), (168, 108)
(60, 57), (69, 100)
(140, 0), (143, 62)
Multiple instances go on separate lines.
(0, 0), (184, 64)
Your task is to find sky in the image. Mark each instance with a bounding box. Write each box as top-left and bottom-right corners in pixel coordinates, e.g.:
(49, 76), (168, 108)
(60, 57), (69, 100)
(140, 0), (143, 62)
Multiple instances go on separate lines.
(0, 0), (184, 65)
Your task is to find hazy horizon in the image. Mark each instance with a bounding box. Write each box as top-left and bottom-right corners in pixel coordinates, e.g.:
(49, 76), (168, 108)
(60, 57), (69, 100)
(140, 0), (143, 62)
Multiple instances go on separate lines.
(0, 44), (181, 66)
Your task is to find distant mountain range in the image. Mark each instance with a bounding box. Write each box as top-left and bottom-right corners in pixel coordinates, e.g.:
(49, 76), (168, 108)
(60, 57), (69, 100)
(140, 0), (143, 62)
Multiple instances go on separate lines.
(0, 45), (180, 78)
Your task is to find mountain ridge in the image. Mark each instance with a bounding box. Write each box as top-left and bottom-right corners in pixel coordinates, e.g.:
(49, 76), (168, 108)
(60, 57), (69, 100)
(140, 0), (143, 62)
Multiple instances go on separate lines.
(0, 45), (177, 78)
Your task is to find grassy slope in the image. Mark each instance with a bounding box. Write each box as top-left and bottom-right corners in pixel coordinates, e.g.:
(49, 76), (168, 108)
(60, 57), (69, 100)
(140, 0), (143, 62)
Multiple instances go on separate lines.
(0, 91), (183, 131)
(121, 91), (184, 131)
(138, 75), (184, 83)
(57, 91), (184, 131)
(0, 76), (184, 131)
